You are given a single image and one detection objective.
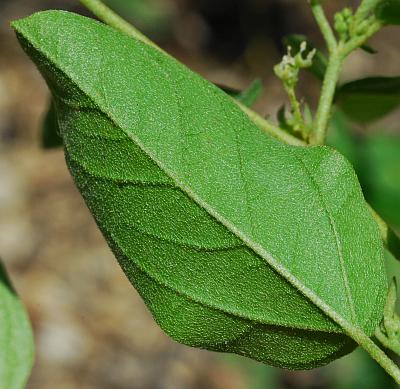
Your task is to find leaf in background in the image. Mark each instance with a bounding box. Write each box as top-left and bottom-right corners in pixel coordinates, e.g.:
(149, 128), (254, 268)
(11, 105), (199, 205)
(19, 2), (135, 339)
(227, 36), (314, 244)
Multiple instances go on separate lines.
(376, 0), (400, 25)
(13, 11), (387, 369)
(282, 34), (327, 81)
(326, 110), (359, 168)
(327, 111), (400, 260)
(335, 77), (400, 124)
(359, 134), (400, 228)
(104, 0), (173, 34)
(41, 99), (62, 148)
(0, 262), (34, 389)
(360, 44), (378, 55)
(217, 79), (263, 108)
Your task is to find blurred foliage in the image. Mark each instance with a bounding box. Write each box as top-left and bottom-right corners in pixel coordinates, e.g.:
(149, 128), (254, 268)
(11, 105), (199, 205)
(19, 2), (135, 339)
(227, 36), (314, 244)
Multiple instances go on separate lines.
(360, 134), (400, 227)
(327, 110), (400, 229)
(376, 0), (400, 25)
(335, 77), (400, 124)
(104, 0), (174, 36)
(41, 100), (62, 148)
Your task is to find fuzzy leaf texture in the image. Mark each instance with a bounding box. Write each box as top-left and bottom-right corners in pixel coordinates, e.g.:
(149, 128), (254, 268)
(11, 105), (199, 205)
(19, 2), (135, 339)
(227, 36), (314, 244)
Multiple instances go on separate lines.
(0, 262), (34, 389)
(13, 11), (388, 369)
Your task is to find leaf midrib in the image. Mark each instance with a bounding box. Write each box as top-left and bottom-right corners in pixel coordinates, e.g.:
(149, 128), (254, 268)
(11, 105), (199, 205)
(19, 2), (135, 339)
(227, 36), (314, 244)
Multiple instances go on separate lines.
(15, 23), (366, 342)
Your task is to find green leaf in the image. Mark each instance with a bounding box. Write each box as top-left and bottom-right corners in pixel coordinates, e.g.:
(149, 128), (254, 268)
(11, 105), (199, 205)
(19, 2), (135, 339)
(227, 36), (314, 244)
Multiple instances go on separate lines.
(327, 110), (359, 168)
(41, 99), (62, 148)
(359, 134), (400, 228)
(13, 10), (387, 369)
(335, 77), (400, 124)
(282, 34), (328, 81)
(217, 79), (263, 108)
(0, 262), (34, 389)
(360, 44), (378, 55)
(376, 0), (400, 25)
(327, 112), (400, 260)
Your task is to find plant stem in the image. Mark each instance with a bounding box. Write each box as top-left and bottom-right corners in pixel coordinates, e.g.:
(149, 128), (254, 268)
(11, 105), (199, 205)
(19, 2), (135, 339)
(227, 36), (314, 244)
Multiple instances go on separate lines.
(375, 327), (400, 356)
(351, 327), (400, 383)
(79, 0), (156, 48)
(309, 1), (337, 53)
(355, 0), (381, 21)
(238, 103), (306, 146)
(342, 20), (382, 57)
(309, 50), (342, 145)
(284, 84), (308, 138)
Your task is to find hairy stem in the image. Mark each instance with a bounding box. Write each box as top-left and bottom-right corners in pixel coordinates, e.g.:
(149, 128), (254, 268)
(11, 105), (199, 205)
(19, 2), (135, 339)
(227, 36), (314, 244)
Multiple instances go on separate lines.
(375, 327), (400, 356)
(79, 0), (156, 48)
(309, 1), (337, 53)
(352, 328), (400, 383)
(355, 0), (381, 21)
(284, 84), (308, 138)
(238, 103), (306, 146)
(342, 20), (382, 57)
(310, 50), (342, 145)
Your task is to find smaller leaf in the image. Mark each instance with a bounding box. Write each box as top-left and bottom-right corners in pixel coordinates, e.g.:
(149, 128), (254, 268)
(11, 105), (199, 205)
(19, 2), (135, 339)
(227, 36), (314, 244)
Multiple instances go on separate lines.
(217, 79), (263, 107)
(387, 229), (400, 261)
(0, 261), (34, 389)
(359, 133), (400, 228)
(326, 110), (359, 168)
(282, 34), (327, 81)
(376, 0), (400, 25)
(360, 44), (378, 54)
(41, 100), (62, 148)
(335, 76), (400, 123)
(276, 105), (291, 131)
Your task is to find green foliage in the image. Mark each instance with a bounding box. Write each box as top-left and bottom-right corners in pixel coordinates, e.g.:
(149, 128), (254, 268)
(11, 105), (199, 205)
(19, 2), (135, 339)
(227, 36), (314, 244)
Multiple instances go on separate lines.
(13, 10), (388, 369)
(376, 0), (400, 25)
(218, 79), (263, 108)
(360, 134), (400, 227)
(104, 0), (172, 33)
(327, 112), (400, 259)
(335, 77), (400, 124)
(41, 99), (62, 148)
(0, 262), (34, 389)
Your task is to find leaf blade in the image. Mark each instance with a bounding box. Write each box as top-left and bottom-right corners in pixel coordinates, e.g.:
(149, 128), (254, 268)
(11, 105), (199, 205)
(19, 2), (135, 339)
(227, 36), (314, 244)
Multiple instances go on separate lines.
(335, 77), (400, 123)
(41, 99), (62, 148)
(0, 262), (34, 389)
(13, 10), (387, 369)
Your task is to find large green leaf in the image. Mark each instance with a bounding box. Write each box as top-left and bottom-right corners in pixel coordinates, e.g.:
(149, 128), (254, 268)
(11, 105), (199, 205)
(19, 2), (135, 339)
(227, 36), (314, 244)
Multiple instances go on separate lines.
(13, 11), (387, 369)
(335, 77), (400, 124)
(0, 262), (34, 389)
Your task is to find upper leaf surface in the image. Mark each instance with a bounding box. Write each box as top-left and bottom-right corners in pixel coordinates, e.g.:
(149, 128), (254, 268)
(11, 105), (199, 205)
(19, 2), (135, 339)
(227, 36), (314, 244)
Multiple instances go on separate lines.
(13, 11), (387, 368)
(0, 262), (34, 389)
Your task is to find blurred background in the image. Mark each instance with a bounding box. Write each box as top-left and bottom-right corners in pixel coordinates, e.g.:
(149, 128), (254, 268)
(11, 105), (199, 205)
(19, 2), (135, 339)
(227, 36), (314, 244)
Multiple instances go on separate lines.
(1, 0), (400, 388)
